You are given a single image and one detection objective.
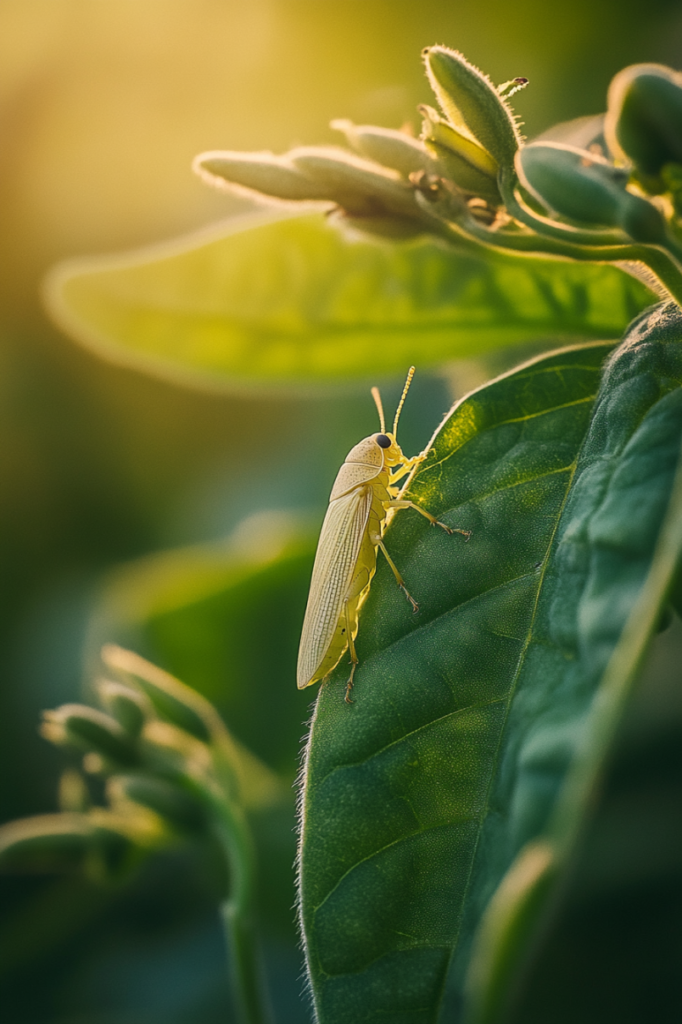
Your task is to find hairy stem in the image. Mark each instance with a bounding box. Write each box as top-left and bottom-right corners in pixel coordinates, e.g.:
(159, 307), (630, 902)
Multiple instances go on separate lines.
(435, 212), (682, 307)
(179, 767), (271, 1024)
(212, 797), (272, 1024)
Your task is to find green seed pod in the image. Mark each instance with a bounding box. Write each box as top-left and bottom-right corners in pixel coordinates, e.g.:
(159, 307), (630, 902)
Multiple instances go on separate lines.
(195, 144), (420, 221)
(618, 190), (667, 243)
(518, 141), (666, 242)
(330, 119), (431, 178)
(420, 104), (501, 204)
(289, 146), (419, 219)
(97, 679), (149, 737)
(519, 142), (626, 224)
(425, 142), (502, 205)
(420, 104), (497, 176)
(193, 150), (329, 202)
(0, 813), (91, 872)
(423, 46), (523, 171)
(110, 775), (207, 833)
(41, 705), (138, 766)
(102, 645), (214, 744)
(140, 720), (213, 781)
(606, 64), (682, 180)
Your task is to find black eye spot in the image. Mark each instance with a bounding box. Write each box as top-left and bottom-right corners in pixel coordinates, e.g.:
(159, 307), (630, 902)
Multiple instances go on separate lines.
(377, 434), (391, 448)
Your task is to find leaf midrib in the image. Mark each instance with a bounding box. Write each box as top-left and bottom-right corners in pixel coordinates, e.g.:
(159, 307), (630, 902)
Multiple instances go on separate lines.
(316, 693), (509, 789)
(423, 396), (595, 475)
(100, 301), (629, 339)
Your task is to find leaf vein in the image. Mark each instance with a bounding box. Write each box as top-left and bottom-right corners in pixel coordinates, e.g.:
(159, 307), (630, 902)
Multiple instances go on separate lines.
(313, 821), (476, 917)
(319, 694), (508, 784)
(423, 395), (595, 472)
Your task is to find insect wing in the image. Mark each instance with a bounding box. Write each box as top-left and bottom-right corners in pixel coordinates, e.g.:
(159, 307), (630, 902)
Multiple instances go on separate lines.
(297, 487), (373, 689)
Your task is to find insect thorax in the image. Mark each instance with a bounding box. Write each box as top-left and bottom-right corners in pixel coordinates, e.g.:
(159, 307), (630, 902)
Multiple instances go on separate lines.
(329, 435), (387, 501)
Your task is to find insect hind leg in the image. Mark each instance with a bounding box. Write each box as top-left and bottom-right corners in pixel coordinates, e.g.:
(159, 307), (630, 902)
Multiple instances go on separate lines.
(376, 539), (419, 613)
(343, 602), (359, 704)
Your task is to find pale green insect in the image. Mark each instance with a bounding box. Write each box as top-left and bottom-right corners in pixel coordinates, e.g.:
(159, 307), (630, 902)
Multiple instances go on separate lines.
(297, 367), (470, 703)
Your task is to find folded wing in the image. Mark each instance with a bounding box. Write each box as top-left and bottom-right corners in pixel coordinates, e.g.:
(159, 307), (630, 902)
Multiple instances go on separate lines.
(297, 487), (373, 688)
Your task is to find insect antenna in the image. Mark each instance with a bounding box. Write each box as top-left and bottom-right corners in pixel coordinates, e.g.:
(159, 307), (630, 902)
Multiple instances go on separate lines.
(393, 366), (415, 437)
(371, 386), (386, 433)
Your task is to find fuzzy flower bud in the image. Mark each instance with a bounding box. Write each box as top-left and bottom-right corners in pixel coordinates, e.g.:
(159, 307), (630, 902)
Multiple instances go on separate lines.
(606, 64), (682, 184)
(330, 120), (431, 178)
(41, 705), (138, 767)
(423, 46), (523, 172)
(518, 141), (666, 243)
(419, 104), (500, 204)
(193, 150), (329, 202)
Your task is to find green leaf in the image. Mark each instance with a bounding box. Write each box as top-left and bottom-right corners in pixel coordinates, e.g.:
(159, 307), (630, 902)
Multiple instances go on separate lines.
(44, 212), (653, 390)
(464, 393), (682, 1024)
(297, 301), (682, 1024)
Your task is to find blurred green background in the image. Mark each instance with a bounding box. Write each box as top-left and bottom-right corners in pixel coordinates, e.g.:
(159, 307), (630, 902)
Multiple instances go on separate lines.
(1, 1), (682, 1021)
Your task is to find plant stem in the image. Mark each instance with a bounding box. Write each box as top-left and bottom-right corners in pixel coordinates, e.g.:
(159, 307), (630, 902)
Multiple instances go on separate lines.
(181, 766), (271, 1024)
(436, 212), (682, 307)
(212, 798), (272, 1024)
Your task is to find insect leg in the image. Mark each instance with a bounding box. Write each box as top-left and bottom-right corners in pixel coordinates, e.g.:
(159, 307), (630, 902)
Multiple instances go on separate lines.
(343, 602), (359, 705)
(376, 538), (419, 613)
(388, 453), (427, 486)
(387, 499), (471, 539)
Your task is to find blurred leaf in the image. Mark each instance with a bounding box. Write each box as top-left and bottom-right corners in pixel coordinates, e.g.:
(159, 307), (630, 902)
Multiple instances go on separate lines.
(88, 511), (316, 778)
(297, 301), (682, 1024)
(44, 212), (653, 390)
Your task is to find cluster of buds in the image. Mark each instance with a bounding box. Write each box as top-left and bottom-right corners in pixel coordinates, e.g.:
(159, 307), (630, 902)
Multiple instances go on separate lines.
(193, 46), (682, 302)
(0, 646), (277, 1022)
(193, 46), (526, 240)
(0, 645), (249, 886)
(515, 62), (682, 245)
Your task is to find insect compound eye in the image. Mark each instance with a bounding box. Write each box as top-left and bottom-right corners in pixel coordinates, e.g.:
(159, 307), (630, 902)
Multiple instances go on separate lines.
(376, 434), (391, 448)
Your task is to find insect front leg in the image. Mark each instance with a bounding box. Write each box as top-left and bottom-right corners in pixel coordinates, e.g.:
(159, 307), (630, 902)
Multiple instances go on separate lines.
(388, 452), (427, 487)
(387, 499), (471, 539)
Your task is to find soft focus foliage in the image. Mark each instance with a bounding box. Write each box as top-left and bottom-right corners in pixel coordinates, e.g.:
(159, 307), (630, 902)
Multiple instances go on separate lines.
(45, 211), (651, 388)
(3, 4), (682, 1024)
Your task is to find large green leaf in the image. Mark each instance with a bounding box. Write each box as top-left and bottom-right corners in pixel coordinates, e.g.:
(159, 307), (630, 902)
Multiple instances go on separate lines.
(464, 407), (682, 1024)
(44, 212), (653, 390)
(297, 301), (682, 1024)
